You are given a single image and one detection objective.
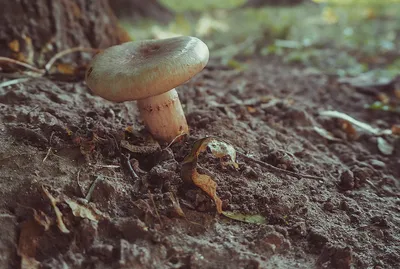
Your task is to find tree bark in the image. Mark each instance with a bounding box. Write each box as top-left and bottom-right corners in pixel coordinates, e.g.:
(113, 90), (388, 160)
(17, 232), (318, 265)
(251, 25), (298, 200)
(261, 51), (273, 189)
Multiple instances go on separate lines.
(0, 0), (129, 65)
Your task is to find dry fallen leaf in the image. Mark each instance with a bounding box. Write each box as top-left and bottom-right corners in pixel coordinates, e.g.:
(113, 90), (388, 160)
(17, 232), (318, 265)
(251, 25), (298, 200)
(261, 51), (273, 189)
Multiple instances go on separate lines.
(181, 137), (239, 214)
(42, 186), (70, 234)
(56, 63), (77, 75)
(63, 197), (102, 222)
(168, 192), (185, 218)
(33, 209), (51, 231)
(222, 211), (267, 224)
(246, 106), (257, 113)
(192, 170), (223, 214)
(8, 40), (20, 52)
(340, 120), (358, 140)
(18, 220), (42, 269)
(313, 126), (341, 141)
(377, 93), (390, 104)
(392, 125), (400, 135)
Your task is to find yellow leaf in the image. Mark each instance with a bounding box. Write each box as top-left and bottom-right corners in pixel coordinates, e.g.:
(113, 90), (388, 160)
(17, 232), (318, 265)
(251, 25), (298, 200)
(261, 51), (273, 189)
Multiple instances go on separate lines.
(8, 40), (20, 52)
(42, 186), (70, 234)
(181, 137), (238, 213)
(33, 209), (51, 231)
(192, 170), (222, 214)
(56, 63), (76, 75)
(63, 197), (102, 222)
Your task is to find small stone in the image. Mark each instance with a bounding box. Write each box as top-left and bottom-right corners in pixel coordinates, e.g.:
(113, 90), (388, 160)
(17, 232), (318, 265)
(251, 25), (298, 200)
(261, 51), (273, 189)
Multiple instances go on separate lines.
(289, 222), (307, 237)
(148, 164), (175, 185)
(89, 244), (114, 260)
(323, 201), (335, 212)
(351, 166), (373, 184)
(339, 170), (355, 190)
(307, 229), (329, 250)
(243, 166), (259, 179)
(262, 232), (291, 252)
(370, 216), (389, 228)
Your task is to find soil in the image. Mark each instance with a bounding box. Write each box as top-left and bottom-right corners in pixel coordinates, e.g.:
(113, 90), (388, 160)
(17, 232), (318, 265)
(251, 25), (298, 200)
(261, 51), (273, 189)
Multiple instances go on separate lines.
(0, 56), (399, 269)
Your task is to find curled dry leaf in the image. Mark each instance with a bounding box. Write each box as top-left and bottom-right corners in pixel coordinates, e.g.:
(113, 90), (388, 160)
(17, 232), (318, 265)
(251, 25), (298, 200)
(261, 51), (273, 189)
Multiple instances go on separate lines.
(181, 137), (239, 214)
(41, 186), (70, 234)
(192, 170), (223, 214)
(63, 197), (102, 222)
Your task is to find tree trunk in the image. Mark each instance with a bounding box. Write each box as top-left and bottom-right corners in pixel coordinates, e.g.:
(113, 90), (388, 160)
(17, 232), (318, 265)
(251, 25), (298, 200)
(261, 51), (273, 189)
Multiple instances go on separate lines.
(0, 0), (129, 66)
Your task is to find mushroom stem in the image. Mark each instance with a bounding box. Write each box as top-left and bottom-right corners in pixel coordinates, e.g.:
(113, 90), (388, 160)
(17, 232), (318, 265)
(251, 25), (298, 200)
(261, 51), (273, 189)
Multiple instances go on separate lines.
(137, 88), (189, 142)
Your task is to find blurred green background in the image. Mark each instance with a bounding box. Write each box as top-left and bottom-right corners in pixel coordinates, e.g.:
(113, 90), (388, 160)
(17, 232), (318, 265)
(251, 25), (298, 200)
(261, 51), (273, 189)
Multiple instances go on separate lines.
(118, 0), (400, 79)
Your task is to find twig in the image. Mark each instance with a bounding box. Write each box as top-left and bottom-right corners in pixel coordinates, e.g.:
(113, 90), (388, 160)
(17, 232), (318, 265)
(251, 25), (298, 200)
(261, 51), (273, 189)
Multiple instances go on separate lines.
(365, 179), (400, 198)
(0, 77), (30, 88)
(148, 191), (163, 227)
(0, 56), (45, 74)
(237, 151), (325, 181)
(42, 132), (54, 163)
(45, 47), (100, 72)
(76, 168), (85, 197)
(124, 154), (139, 179)
(163, 132), (187, 150)
(42, 148), (52, 163)
(85, 176), (102, 202)
(89, 164), (120, 169)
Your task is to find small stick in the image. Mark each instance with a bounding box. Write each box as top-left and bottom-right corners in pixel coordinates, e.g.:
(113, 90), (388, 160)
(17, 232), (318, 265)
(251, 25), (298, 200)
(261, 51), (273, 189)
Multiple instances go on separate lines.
(0, 77), (30, 88)
(42, 132), (55, 163)
(85, 176), (102, 202)
(124, 154), (139, 179)
(42, 148), (52, 163)
(76, 168), (85, 197)
(45, 47), (100, 72)
(237, 151), (325, 181)
(0, 56), (45, 74)
(365, 179), (400, 198)
(148, 191), (162, 227)
(89, 164), (120, 169)
(163, 132), (186, 150)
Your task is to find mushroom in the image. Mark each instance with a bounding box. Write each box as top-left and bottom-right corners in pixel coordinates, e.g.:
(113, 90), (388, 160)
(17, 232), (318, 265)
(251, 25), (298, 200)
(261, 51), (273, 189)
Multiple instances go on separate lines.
(85, 36), (209, 142)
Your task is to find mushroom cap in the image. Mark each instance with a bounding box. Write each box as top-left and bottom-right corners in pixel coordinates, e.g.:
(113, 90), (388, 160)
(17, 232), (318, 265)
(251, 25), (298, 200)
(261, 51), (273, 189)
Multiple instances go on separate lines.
(85, 36), (209, 102)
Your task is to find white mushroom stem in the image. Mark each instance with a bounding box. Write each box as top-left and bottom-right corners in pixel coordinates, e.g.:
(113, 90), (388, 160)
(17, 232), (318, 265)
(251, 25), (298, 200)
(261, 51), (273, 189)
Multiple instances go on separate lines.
(137, 88), (189, 142)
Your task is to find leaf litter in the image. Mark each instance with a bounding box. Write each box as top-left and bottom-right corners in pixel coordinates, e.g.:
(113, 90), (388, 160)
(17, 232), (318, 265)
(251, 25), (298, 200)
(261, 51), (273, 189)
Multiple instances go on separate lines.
(181, 137), (267, 224)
